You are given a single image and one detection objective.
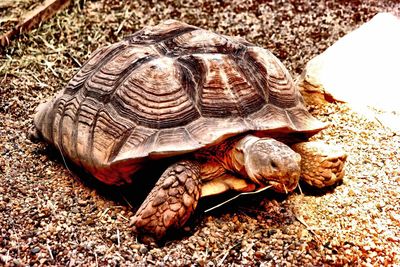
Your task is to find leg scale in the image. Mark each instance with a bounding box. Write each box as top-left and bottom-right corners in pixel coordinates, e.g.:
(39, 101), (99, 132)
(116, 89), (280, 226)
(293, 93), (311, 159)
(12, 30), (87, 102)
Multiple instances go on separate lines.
(292, 141), (347, 188)
(131, 160), (201, 243)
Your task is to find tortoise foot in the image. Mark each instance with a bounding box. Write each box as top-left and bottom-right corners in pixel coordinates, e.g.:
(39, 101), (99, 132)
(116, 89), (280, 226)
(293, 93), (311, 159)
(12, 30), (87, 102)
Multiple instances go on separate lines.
(131, 160), (201, 243)
(292, 141), (347, 188)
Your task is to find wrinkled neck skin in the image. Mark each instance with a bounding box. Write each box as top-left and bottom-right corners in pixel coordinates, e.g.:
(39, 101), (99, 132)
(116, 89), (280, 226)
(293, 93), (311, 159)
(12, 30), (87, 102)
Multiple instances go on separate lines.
(197, 135), (254, 181)
(223, 135), (259, 178)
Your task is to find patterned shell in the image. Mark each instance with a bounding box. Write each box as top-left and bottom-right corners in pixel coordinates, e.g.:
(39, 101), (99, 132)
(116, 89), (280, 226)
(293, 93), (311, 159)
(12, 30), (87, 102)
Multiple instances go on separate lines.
(33, 20), (325, 185)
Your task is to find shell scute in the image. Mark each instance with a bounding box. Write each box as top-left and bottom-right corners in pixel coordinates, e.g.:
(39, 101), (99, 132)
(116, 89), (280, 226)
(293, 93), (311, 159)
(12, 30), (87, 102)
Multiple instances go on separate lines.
(111, 57), (201, 129)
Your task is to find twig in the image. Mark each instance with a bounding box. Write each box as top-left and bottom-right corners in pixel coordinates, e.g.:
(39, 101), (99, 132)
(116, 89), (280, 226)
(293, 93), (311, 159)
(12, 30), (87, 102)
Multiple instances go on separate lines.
(294, 214), (322, 243)
(47, 242), (54, 260)
(119, 192), (133, 209)
(36, 35), (59, 52)
(115, 19), (126, 35)
(99, 208), (110, 219)
(298, 183), (303, 195)
(204, 185), (273, 213)
(66, 52), (82, 67)
(42, 59), (59, 77)
(117, 213), (129, 221)
(32, 74), (50, 88)
(94, 252), (98, 267)
(0, 0), (71, 47)
(117, 228), (120, 247)
(217, 242), (240, 266)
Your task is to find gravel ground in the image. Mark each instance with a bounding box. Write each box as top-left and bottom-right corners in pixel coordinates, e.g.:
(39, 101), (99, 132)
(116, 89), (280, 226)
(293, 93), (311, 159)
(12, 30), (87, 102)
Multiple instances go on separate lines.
(1, 0), (400, 266)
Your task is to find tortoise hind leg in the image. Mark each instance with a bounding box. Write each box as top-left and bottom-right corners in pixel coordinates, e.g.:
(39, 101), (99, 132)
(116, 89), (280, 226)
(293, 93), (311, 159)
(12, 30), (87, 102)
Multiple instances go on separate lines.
(131, 160), (201, 244)
(292, 141), (347, 188)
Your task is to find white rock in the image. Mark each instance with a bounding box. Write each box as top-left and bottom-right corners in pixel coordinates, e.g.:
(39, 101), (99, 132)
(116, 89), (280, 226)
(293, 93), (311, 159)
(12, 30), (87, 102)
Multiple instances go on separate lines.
(298, 12), (400, 132)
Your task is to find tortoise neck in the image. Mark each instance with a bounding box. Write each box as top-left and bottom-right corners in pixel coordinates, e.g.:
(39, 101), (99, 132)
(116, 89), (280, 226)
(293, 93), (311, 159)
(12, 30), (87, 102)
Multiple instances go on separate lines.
(195, 134), (259, 179)
(222, 134), (259, 177)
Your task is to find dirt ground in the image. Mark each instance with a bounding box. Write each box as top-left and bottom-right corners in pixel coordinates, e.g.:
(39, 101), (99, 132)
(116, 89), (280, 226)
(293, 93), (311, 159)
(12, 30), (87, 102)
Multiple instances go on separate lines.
(1, 0), (400, 266)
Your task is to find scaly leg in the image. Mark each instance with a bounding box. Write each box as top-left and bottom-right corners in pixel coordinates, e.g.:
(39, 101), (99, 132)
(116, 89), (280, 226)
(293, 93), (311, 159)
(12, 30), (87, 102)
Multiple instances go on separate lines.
(292, 141), (347, 188)
(131, 160), (201, 243)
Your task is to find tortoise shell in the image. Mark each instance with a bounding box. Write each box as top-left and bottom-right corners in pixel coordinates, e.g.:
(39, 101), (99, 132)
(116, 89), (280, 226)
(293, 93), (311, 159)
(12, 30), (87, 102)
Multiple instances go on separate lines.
(33, 20), (325, 185)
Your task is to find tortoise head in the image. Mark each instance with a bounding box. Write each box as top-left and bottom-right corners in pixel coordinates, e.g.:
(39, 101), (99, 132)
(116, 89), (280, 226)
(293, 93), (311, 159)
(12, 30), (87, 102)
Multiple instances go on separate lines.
(237, 135), (301, 193)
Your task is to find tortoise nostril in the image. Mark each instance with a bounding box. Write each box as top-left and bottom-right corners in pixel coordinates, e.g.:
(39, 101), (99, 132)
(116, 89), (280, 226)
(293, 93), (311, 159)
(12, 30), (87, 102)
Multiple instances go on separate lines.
(270, 160), (278, 169)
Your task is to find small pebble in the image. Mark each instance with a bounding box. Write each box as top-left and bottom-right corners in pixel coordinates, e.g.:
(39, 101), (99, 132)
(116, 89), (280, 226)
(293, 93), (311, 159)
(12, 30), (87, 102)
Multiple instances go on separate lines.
(31, 247), (40, 254)
(139, 246), (148, 254)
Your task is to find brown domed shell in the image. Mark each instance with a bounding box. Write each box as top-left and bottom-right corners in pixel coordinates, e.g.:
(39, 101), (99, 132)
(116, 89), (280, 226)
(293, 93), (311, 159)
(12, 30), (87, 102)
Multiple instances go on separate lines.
(33, 20), (325, 185)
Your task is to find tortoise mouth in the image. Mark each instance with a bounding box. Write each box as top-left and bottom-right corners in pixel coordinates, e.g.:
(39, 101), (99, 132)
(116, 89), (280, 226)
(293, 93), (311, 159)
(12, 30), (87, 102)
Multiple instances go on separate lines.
(252, 174), (299, 194)
(267, 180), (298, 194)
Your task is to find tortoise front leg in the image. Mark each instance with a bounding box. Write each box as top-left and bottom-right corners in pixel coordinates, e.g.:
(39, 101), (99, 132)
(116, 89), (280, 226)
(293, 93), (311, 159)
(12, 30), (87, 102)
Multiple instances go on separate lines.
(131, 160), (201, 244)
(292, 141), (347, 188)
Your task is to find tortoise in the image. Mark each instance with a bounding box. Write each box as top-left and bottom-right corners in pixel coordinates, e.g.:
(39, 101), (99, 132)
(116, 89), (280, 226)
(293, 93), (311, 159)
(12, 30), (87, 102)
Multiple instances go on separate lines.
(31, 20), (347, 243)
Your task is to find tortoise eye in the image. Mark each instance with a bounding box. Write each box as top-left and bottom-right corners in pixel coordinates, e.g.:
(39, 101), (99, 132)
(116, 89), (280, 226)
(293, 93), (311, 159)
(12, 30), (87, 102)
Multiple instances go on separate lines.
(270, 160), (278, 169)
